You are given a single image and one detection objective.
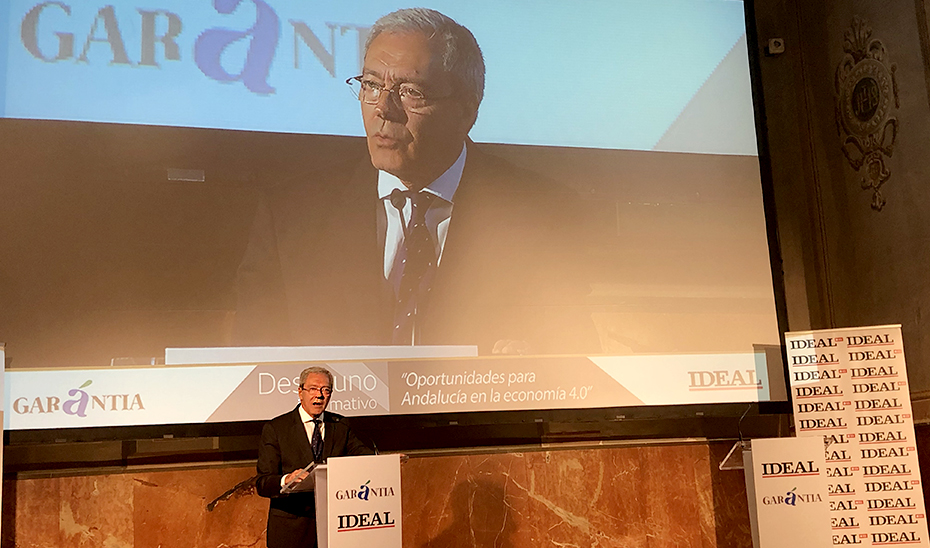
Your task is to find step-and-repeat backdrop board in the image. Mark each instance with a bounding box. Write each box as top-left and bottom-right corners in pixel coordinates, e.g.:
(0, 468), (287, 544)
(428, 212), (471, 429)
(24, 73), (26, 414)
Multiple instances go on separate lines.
(786, 325), (928, 547)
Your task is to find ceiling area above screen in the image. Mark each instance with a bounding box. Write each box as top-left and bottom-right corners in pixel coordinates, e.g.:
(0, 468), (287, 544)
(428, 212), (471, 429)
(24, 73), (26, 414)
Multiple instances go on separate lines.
(1, 0), (755, 155)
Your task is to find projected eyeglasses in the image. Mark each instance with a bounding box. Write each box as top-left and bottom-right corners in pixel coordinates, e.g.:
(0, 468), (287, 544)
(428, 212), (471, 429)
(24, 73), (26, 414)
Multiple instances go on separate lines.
(346, 75), (454, 112)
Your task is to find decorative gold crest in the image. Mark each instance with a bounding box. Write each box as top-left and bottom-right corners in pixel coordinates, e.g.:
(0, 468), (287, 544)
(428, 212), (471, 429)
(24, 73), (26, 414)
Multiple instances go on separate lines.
(835, 17), (899, 211)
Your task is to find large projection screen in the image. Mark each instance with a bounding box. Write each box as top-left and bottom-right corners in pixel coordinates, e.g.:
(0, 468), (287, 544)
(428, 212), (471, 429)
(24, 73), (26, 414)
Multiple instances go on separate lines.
(0, 0), (786, 431)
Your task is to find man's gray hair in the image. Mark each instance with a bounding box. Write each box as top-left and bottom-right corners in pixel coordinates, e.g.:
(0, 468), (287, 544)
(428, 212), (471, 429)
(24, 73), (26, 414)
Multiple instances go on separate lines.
(300, 366), (334, 389)
(365, 8), (485, 111)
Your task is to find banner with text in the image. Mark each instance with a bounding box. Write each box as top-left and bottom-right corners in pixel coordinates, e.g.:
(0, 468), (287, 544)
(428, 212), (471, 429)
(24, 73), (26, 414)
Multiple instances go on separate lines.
(4, 349), (786, 430)
(786, 324), (928, 547)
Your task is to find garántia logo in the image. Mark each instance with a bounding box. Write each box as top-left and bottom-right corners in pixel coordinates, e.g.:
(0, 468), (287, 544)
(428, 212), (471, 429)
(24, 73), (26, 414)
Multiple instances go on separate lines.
(19, 1), (371, 96)
(761, 487), (823, 506)
(11, 380), (145, 417)
(335, 479), (396, 501)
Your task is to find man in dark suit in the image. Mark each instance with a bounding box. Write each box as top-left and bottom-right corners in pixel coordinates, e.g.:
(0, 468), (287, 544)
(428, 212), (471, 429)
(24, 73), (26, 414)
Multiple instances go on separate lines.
(255, 366), (373, 548)
(235, 8), (597, 354)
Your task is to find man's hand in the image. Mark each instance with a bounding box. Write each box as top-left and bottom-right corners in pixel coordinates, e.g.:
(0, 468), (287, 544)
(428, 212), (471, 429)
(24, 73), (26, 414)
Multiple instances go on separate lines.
(492, 339), (530, 355)
(284, 468), (309, 485)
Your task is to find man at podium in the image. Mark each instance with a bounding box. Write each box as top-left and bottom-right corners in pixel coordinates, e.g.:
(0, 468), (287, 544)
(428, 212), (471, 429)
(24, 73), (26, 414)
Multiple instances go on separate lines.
(255, 366), (373, 548)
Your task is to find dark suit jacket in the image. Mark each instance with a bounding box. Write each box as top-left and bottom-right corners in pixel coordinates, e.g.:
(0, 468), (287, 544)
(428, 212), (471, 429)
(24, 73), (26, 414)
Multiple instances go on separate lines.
(256, 407), (373, 548)
(235, 141), (597, 354)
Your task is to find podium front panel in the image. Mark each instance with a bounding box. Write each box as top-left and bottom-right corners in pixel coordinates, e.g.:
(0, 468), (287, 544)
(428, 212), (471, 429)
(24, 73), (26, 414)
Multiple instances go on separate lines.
(326, 454), (402, 548)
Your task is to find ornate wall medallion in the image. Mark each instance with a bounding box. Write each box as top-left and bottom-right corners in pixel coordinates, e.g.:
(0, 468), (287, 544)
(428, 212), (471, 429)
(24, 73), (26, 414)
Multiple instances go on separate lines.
(835, 17), (899, 211)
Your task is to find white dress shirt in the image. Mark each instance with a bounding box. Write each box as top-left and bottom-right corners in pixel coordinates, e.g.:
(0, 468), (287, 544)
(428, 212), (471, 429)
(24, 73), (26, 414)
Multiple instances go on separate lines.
(279, 405), (325, 488)
(298, 404), (325, 443)
(378, 144), (467, 280)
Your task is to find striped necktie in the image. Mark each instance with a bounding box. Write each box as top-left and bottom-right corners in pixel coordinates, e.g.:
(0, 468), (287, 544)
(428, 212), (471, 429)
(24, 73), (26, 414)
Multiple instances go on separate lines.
(310, 418), (323, 462)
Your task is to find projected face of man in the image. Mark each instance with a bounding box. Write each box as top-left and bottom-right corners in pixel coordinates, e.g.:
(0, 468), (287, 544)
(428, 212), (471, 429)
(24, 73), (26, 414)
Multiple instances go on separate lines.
(298, 372), (332, 418)
(361, 31), (474, 190)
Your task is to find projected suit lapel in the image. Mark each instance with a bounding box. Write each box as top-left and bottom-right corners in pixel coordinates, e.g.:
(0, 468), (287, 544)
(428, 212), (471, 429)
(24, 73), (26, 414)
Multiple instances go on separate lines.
(413, 145), (514, 347)
(270, 158), (393, 345)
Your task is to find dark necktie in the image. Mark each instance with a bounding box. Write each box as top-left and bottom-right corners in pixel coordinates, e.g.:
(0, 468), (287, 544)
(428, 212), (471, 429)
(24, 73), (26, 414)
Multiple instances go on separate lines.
(392, 190), (436, 344)
(310, 419), (323, 462)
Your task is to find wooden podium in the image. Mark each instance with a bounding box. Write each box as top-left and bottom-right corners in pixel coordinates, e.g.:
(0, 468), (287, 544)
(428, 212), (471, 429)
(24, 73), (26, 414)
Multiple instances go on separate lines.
(313, 454), (402, 548)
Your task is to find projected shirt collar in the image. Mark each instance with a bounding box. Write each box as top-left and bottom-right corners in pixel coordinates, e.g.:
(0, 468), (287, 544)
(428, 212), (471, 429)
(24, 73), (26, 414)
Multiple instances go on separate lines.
(377, 143), (465, 203)
(378, 143), (467, 280)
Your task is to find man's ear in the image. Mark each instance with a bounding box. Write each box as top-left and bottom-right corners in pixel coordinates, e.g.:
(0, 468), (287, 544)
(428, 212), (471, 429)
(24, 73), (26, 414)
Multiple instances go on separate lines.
(461, 101), (480, 133)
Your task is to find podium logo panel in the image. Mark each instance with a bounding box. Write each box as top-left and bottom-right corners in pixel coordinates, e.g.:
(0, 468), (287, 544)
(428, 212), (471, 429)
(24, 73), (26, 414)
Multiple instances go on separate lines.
(327, 455), (402, 548)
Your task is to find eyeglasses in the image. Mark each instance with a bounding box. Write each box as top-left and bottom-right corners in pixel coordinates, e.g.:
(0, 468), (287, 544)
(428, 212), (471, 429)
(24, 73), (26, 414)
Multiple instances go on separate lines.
(346, 75), (452, 112)
(300, 385), (333, 397)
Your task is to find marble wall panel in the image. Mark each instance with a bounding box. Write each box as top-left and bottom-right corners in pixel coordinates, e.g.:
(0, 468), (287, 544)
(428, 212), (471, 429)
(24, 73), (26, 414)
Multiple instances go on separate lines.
(60, 474), (133, 548)
(2, 443), (752, 548)
(401, 442), (748, 548)
(131, 467), (265, 548)
(6, 475), (60, 547)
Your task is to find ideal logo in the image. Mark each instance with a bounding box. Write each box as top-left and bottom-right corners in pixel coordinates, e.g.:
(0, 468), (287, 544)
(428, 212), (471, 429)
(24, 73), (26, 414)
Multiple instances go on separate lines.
(337, 511), (395, 532)
(871, 532), (921, 544)
(687, 369), (761, 390)
(790, 353), (838, 366)
(761, 461), (820, 477)
(866, 497), (916, 510)
(788, 337), (839, 349)
(11, 380), (145, 417)
(847, 333), (894, 346)
(19, 1), (370, 94)
(335, 479), (396, 501)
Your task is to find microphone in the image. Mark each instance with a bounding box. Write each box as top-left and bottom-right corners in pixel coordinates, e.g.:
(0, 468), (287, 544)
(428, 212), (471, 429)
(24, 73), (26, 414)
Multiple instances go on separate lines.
(388, 189), (410, 239)
(389, 188), (407, 210)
